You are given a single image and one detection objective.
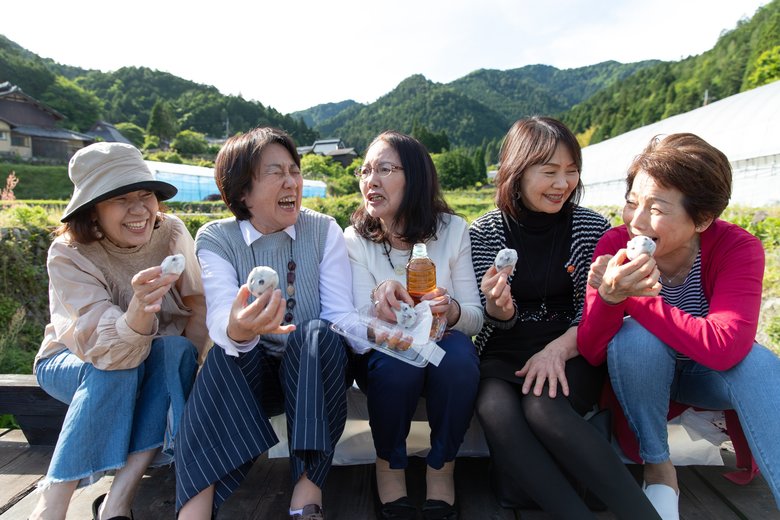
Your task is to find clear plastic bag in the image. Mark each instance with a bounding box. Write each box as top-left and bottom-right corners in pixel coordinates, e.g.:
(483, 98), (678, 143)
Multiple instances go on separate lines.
(331, 304), (446, 367)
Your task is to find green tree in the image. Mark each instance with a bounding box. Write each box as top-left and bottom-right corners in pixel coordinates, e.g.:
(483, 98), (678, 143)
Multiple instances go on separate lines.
(115, 122), (145, 148)
(745, 45), (780, 88)
(40, 76), (102, 131)
(301, 154), (358, 196)
(172, 130), (209, 156)
(472, 147), (487, 181)
(147, 99), (179, 146)
(432, 149), (479, 190)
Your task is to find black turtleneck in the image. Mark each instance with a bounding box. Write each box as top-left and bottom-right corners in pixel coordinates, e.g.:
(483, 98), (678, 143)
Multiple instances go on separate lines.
(480, 204), (576, 380)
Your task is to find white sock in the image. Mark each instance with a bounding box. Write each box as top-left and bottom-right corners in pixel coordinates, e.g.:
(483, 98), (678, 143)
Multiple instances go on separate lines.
(289, 507), (304, 515)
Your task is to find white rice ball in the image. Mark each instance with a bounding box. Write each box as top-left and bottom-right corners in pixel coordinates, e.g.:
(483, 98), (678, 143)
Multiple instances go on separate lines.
(160, 254), (186, 275)
(494, 248), (518, 272)
(626, 236), (656, 260)
(246, 266), (279, 297)
(393, 302), (417, 328)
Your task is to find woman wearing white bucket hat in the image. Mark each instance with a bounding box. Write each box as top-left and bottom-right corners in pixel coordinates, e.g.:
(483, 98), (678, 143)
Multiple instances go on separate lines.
(30, 142), (209, 520)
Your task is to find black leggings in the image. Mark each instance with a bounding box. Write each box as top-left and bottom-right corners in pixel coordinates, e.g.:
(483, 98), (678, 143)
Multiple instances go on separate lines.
(476, 357), (660, 520)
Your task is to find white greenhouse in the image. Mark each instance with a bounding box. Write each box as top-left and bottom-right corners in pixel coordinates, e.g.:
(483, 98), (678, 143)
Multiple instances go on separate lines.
(145, 161), (328, 202)
(580, 80), (780, 208)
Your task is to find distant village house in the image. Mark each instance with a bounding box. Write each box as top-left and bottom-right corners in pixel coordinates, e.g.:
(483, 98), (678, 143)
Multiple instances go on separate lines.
(297, 138), (357, 167)
(86, 121), (132, 145)
(0, 82), (95, 161)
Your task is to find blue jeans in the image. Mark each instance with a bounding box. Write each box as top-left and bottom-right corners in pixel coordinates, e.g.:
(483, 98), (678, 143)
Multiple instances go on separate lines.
(607, 318), (780, 507)
(36, 336), (198, 487)
(353, 330), (480, 469)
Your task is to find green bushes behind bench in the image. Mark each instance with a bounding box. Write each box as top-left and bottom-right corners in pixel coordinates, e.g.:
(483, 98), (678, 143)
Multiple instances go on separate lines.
(1, 201), (778, 377)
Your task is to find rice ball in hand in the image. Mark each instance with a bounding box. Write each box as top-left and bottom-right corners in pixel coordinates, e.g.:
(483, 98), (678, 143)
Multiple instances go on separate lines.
(246, 266), (279, 297)
(494, 248), (518, 273)
(160, 254), (186, 276)
(393, 302), (417, 328)
(626, 236), (656, 260)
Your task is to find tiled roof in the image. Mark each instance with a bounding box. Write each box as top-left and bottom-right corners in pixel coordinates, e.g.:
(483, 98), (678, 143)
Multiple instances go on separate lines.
(13, 125), (94, 141)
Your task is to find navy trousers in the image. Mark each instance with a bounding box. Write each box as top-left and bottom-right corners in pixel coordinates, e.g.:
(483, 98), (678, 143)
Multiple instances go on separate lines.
(352, 330), (480, 469)
(174, 319), (348, 514)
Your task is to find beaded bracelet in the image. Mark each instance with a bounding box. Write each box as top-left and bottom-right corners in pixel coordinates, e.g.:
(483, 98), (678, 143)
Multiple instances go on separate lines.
(370, 279), (394, 306)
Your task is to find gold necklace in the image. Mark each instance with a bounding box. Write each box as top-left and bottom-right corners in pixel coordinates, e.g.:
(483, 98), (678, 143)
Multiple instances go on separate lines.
(659, 248), (698, 286)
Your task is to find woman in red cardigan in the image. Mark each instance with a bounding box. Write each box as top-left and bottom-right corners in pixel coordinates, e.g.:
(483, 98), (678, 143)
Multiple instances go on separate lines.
(578, 133), (780, 520)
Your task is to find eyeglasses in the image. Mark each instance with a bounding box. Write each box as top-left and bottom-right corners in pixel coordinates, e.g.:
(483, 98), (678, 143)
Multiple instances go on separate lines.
(354, 163), (404, 179)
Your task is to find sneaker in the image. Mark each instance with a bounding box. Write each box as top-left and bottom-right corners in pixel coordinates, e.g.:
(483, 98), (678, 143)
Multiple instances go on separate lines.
(290, 504), (325, 520)
(643, 483), (679, 520)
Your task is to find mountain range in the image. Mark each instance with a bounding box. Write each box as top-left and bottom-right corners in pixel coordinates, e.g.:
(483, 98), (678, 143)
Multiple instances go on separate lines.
(1, 0), (777, 152)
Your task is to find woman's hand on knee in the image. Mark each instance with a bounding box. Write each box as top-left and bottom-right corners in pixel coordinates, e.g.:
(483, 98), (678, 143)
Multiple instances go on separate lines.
(516, 347), (569, 398)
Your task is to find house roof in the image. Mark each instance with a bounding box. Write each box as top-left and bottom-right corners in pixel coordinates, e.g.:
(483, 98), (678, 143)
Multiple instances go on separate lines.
(297, 146), (314, 155)
(325, 147), (356, 157)
(12, 125), (94, 141)
(86, 120), (132, 145)
(0, 82), (64, 121)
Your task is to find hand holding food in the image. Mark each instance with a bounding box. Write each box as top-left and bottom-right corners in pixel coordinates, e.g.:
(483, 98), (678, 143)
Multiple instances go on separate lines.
(626, 236), (656, 260)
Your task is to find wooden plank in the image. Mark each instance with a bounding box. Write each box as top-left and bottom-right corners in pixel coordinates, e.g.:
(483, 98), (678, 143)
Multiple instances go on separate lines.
(0, 374), (68, 446)
(0, 375), (69, 418)
(130, 466), (178, 517)
(0, 429), (31, 467)
(221, 455), (292, 518)
(690, 451), (780, 520)
(0, 433), (52, 515)
(677, 465), (741, 519)
(0, 476), (111, 520)
(0, 374), (40, 387)
(322, 463), (374, 518)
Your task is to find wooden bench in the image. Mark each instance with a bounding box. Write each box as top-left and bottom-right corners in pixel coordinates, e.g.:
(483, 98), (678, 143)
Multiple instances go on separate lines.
(0, 374), (67, 446)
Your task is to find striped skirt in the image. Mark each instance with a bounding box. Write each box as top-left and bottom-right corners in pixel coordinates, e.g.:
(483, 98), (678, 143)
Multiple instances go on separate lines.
(174, 319), (348, 514)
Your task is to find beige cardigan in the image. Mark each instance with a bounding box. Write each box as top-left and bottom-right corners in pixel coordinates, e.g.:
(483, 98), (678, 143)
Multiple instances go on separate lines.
(35, 215), (209, 371)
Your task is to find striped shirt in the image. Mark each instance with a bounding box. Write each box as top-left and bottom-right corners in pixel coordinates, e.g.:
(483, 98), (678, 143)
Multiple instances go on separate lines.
(660, 251), (708, 361)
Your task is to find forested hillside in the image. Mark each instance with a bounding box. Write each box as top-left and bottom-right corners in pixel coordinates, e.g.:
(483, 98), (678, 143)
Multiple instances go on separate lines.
(0, 0), (777, 153)
(0, 36), (317, 144)
(562, 0), (780, 144)
(449, 61), (659, 124)
(315, 75), (510, 151)
(291, 99), (361, 128)
(300, 61), (657, 150)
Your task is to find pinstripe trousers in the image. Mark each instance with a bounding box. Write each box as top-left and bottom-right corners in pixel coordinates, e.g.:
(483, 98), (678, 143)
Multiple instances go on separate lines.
(174, 319), (348, 514)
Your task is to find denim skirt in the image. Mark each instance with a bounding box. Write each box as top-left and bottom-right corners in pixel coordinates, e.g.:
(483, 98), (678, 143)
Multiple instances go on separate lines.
(35, 336), (198, 488)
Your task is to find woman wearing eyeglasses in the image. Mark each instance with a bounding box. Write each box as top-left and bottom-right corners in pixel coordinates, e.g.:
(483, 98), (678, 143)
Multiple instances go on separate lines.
(343, 131), (482, 520)
(175, 127), (355, 520)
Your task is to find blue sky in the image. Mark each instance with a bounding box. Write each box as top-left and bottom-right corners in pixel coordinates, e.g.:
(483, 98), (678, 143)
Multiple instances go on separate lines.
(1, 0), (769, 114)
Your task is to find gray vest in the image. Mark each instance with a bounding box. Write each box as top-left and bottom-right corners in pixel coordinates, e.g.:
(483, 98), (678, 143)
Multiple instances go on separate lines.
(196, 208), (331, 356)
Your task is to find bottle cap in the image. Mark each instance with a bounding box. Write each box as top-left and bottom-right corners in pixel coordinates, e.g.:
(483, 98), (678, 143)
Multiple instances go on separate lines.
(411, 243), (427, 258)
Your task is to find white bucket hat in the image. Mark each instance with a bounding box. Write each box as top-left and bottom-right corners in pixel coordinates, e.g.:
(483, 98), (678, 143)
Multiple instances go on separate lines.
(61, 142), (177, 222)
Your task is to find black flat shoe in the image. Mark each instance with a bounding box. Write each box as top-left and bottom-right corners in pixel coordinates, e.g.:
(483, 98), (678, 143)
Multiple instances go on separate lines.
(379, 496), (418, 519)
(421, 499), (457, 520)
(91, 493), (134, 520)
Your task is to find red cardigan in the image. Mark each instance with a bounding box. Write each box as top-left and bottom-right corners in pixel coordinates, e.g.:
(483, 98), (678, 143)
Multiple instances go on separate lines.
(577, 219), (765, 483)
